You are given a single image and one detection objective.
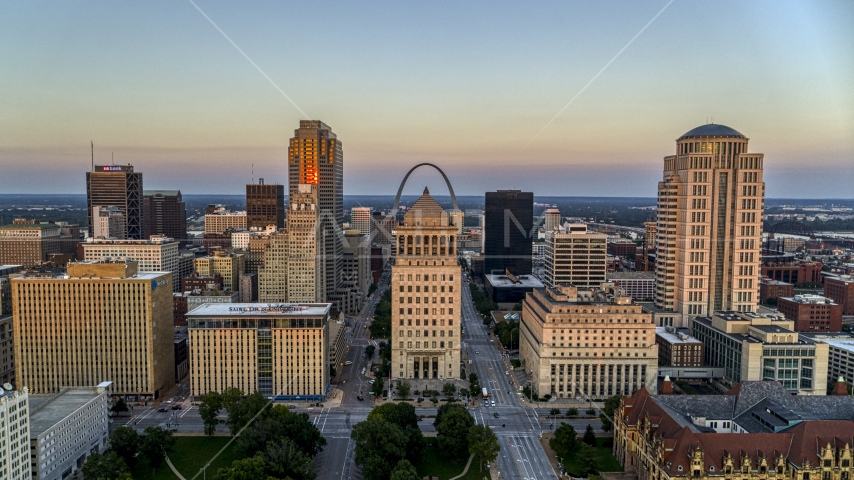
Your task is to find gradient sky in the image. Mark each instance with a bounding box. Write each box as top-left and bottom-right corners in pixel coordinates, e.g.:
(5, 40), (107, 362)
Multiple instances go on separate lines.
(1, 1), (852, 198)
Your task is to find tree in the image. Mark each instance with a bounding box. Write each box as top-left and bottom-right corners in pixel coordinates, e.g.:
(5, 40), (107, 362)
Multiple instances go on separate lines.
(225, 390), (268, 435)
(365, 345), (376, 359)
(468, 372), (480, 394)
(235, 405), (326, 459)
(549, 423), (578, 459)
(367, 402), (418, 430)
(442, 382), (457, 397)
(550, 408), (561, 416)
(81, 451), (131, 480)
(263, 437), (316, 480)
(468, 424), (500, 472)
(459, 388), (470, 399)
(566, 407), (579, 417)
(213, 455), (275, 480)
(140, 426), (176, 469)
(585, 407), (596, 416)
(436, 405), (475, 461)
(577, 443), (599, 477)
(199, 391), (223, 436)
(390, 459), (420, 480)
(371, 376), (384, 397)
(351, 418), (407, 480)
(396, 380), (411, 398)
(599, 395), (622, 432)
(110, 398), (129, 416)
(109, 426), (141, 467)
(583, 424), (597, 446)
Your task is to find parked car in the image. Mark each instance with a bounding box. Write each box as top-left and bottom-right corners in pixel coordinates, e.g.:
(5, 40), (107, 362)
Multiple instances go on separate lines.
(493, 412), (500, 418)
(158, 408), (168, 413)
(171, 405), (181, 410)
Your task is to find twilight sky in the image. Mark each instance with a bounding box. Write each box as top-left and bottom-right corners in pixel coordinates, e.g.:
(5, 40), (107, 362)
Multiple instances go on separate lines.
(1, 1), (852, 198)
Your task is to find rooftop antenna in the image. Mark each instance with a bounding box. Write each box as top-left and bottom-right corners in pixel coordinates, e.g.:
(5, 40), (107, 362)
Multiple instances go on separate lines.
(252, 163), (254, 184)
(711, 115), (714, 124)
(111, 152), (114, 165)
(91, 141), (94, 171)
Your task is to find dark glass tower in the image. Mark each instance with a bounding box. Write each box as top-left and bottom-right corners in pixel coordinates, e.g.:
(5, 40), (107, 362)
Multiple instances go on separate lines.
(143, 190), (187, 242)
(484, 190), (533, 276)
(246, 179), (285, 230)
(86, 165), (143, 239)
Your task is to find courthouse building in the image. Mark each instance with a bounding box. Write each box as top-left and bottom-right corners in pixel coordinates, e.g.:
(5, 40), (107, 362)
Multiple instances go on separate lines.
(520, 284), (658, 398)
(391, 188), (461, 382)
(187, 303), (331, 400)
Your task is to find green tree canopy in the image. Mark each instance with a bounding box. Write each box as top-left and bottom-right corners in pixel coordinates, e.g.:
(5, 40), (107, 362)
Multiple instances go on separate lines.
(550, 423), (578, 460)
(109, 426), (141, 467)
(235, 405), (326, 458)
(436, 405), (475, 461)
(81, 451), (131, 480)
(390, 459), (420, 480)
(599, 395), (622, 432)
(468, 424), (500, 472)
(110, 398), (129, 416)
(140, 426), (176, 469)
(351, 418), (407, 480)
(262, 437), (315, 480)
(199, 391), (223, 437)
(224, 390), (268, 435)
(396, 380), (411, 398)
(213, 455), (279, 480)
(583, 424), (597, 446)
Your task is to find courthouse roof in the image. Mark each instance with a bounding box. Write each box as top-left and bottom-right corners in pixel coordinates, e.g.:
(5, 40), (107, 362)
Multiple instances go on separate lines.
(678, 124), (745, 140)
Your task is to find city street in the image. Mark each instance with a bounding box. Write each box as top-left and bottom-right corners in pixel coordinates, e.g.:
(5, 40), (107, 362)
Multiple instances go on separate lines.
(460, 278), (560, 480)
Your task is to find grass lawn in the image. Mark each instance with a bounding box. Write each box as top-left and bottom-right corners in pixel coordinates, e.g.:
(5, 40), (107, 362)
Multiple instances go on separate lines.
(562, 438), (623, 477)
(413, 438), (490, 480)
(129, 436), (244, 480)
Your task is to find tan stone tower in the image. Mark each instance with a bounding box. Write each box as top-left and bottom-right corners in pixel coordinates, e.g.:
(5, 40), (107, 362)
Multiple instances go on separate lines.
(654, 124), (764, 324)
(391, 188), (461, 381)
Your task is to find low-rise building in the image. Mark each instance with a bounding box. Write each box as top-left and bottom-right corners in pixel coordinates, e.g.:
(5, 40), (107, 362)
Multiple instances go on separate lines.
(801, 335), (854, 393)
(690, 311), (828, 394)
(639, 302), (683, 328)
(607, 239), (637, 259)
(484, 272), (544, 305)
(609, 271), (656, 302)
(761, 261), (823, 284)
(204, 212), (246, 234)
(28, 383), (110, 480)
(614, 381), (854, 480)
(759, 277), (794, 304)
(520, 285), (658, 398)
(187, 303), (331, 400)
(656, 327), (704, 367)
(777, 294), (842, 332)
(0, 223), (61, 267)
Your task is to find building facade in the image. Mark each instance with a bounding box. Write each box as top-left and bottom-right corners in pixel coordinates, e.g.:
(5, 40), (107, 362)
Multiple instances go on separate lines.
(342, 230), (370, 312)
(520, 285), (658, 398)
(544, 223), (607, 289)
(11, 262), (175, 399)
(656, 327), (704, 367)
(204, 213), (247, 234)
(777, 295), (842, 332)
(86, 164), (143, 240)
(655, 124), (764, 321)
(484, 190), (533, 276)
(391, 188), (461, 381)
(0, 315), (14, 386)
(0, 387), (31, 480)
(351, 207), (372, 238)
(246, 180), (285, 230)
(29, 384), (110, 480)
(0, 223), (61, 267)
(91, 206), (126, 239)
(258, 232), (289, 303)
(194, 251), (245, 292)
(288, 120), (344, 307)
(610, 272), (656, 302)
(187, 303), (331, 399)
(613, 382), (854, 480)
(143, 190), (187, 243)
(824, 276), (854, 316)
(80, 235), (181, 291)
(759, 278), (794, 304)
(690, 311), (828, 394)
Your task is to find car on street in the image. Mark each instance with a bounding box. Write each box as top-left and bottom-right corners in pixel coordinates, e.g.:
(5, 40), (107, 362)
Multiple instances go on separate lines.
(357, 395), (364, 401)
(368, 379), (375, 384)
(493, 412), (500, 418)
(171, 405), (181, 410)
(491, 400), (496, 406)
(344, 361), (353, 365)
(475, 351), (479, 354)
(158, 408), (168, 412)
(287, 404), (297, 409)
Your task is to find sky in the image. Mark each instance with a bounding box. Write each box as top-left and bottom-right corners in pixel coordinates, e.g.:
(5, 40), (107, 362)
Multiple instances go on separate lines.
(1, 1), (852, 198)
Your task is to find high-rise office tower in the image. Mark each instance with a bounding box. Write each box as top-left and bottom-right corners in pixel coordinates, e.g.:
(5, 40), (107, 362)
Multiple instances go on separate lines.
(544, 223), (607, 289)
(86, 165), (143, 239)
(12, 261), (174, 398)
(288, 121), (343, 302)
(350, 207), (372, 238)
(258, 232), (289, 302)
(484, 190), (533, 275)
(371, 211), (395, 246)
(448, 209), (465, 235)
(391, 188), (461, 381)
(287, 184), (323, 302)
(654, 124), (764, 321)
(246, 179), (285, 230)
(0, 222), (61, 267)
(143, 190), (187, 242)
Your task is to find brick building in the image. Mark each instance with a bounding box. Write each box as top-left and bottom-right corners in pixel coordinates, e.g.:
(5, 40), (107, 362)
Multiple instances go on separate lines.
(777, 294), (842, 332)
(824, 276), (854, 316)
(655, 327), (704, 366)
(761, 262), (823, 285)
(607, 240), (638, 259)
(759, 277), (794, 304)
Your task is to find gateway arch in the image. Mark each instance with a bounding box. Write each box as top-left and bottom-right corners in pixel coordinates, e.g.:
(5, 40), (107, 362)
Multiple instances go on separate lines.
(392, 163), (460, 215)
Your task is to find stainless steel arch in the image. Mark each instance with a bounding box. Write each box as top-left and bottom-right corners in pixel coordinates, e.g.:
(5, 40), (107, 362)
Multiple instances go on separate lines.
(392, 163), (459, 215)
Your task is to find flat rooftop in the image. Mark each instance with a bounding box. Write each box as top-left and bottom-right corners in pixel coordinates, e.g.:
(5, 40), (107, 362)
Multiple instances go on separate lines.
(485, 274), (544, 288)
(819, 339), (854, 353)
(608, 272), (655, 280)
(655, 327), (702, 345)
(186, 303), (331, 317)
(29, 388), (104, 437)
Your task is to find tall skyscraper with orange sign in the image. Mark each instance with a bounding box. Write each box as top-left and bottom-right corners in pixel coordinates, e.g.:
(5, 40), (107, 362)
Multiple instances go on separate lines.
(287, 121), (344, 305)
